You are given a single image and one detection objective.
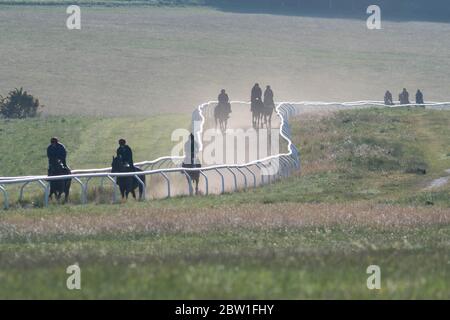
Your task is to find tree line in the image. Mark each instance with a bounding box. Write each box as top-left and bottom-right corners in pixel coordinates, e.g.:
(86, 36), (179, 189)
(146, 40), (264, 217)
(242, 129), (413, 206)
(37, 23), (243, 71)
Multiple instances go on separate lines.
(204, 0), (450, 20)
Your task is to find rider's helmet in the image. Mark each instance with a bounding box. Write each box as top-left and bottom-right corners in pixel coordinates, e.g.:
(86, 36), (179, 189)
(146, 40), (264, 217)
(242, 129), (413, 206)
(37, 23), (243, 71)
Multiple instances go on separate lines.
(221, 89), (225, 94)
(50, 137), (58, 144)
(118, 138), (126, 146)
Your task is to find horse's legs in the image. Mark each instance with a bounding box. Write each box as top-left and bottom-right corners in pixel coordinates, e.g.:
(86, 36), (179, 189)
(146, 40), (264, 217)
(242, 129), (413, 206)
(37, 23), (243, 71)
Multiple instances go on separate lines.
(195, 179), (199, 195)
(131, 189), (137, 200)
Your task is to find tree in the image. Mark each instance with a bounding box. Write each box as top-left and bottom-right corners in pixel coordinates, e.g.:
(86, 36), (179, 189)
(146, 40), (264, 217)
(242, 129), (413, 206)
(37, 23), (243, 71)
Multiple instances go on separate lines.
(0, 88), (42, 119)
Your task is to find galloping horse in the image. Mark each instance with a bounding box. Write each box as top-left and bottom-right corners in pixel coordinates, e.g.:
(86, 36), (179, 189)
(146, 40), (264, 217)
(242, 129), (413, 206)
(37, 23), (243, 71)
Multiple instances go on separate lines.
(111, 157), (146, 200)
(214, 102), (231, 132)
(251, 98), (264, 129)
(48, 160), (72, 202)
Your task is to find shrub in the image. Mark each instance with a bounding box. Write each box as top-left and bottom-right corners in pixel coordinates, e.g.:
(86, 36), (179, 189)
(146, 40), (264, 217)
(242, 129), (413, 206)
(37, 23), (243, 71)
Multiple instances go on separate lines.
(0, 88), (42, 119)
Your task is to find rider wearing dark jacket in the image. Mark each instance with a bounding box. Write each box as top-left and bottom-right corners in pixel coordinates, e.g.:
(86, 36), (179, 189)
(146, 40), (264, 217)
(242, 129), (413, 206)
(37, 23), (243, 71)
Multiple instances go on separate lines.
(47, 137), (67, 168)
(117, 139), (134, 167)
(218, 89), (231, 114)
(264, 85), (274, 107)
(218, 89), (229, 104)
(416, 89), (424, 105)
(251, 83), (262, 103)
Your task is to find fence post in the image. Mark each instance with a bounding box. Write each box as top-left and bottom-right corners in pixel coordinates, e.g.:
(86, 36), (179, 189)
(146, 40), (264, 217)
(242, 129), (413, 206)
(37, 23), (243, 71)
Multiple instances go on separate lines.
(38, 179), (49, 207)
(199, 170), (209, 195)
(0, 185), (8, 210)
(182, 170), (194, 196)
(18, 181), (31, 202)
(134, 175), (146, 200)
(73, 177), (87, 204)
(160, 172), (171, 198)
(254, 162), (265, 185)
(107, 175), (117, 203)
(244, 166), (257, 188)
(235, 167), (247, 190)
(226, 167), (238, 191)
(214, 168), (225, 194)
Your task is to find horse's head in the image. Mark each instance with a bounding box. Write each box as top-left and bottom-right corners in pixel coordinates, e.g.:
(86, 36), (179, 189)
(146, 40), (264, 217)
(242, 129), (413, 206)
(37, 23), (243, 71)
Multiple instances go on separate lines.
(111, 156), (121, 172)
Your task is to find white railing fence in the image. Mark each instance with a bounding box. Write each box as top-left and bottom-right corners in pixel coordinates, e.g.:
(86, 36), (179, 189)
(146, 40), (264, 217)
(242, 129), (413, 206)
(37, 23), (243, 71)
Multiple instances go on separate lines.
(2, 100), (449, 209)
(0, 101), (301, 209)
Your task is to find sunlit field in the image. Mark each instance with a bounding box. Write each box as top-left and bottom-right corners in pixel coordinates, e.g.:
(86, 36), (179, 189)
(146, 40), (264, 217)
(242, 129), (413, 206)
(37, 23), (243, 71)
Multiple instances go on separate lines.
(1, 108), (449, 299)
(1, 5), (450, 116)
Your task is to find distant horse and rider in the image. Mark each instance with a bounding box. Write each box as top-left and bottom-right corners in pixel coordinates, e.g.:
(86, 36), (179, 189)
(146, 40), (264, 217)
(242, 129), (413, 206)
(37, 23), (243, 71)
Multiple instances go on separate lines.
(214, 89), (232, 131)
(111, 138), (146, 201)
(47, 137), (71, 202)
(46, 137), (146, 203)
(251, 83), (276, 129)
(384, 88), (425, 106)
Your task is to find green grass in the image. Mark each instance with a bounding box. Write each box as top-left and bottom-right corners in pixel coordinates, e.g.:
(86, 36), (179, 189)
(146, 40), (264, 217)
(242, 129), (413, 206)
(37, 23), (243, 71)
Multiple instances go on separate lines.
(0, 225), (448, 299)
(0, 114), (189, 176)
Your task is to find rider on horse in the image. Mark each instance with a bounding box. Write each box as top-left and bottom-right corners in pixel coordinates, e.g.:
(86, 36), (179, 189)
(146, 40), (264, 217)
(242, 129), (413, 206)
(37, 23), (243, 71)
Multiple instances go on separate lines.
(264, 85), (275, 107)
(117, 138), (134, 168)
(47, 137), (68, 175)
(251, 83), (262, 112)
(218, 89), (231, 116)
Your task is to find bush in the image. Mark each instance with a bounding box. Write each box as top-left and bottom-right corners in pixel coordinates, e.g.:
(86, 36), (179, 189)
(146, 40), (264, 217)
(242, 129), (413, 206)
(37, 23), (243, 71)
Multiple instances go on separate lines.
(0, 88), (42, 119)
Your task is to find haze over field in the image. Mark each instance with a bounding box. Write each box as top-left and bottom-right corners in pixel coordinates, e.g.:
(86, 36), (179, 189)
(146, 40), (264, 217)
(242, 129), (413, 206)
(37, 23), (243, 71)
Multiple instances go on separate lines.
(1, 5), (450, 116)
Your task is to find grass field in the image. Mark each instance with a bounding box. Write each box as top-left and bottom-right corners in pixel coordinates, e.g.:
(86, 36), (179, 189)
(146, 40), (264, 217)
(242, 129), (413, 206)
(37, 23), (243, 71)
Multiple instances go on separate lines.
(0, 114), (189, 176)
(1, 107), (449, 299)
(1, 5), (450, 116)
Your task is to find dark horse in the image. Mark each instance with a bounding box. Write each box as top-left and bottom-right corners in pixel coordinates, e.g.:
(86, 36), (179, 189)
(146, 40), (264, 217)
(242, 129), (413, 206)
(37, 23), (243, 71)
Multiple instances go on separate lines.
(262, 100), (275, 128)
(214, 102), (231, 132)
(48, 160), (71, 202)
(251, 98), (264, 129)
(111, 157), (146, 200)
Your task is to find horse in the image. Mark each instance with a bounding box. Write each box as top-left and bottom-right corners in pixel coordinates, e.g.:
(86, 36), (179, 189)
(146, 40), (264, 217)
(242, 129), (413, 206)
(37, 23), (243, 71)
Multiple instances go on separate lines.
(251, 98), (264, 129)
(214, 102), (231, 132)
(111, 156), (146, 200)
(262, 100), (275, 128)
(48, 160), (71, 202)
(182, 163), (200, 195)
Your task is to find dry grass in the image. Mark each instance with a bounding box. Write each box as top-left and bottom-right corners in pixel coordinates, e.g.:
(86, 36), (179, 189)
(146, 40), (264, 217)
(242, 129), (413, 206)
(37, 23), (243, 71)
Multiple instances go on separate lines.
(2, 202), (449, 239)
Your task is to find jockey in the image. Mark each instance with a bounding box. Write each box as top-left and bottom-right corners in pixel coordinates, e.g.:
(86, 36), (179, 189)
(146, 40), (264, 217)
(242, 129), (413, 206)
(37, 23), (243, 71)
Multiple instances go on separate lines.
(399, 88), (410, 105)
(117, 138), (134, 168)
(384, 90), (394, 105)
(416, 89), (424, 105)
(251, 83), (262, 103)
(218, 89), (229, 104)
(264, 85), (275, 107)
(47, 137), (67, 170)
(218, 89), (231, 114)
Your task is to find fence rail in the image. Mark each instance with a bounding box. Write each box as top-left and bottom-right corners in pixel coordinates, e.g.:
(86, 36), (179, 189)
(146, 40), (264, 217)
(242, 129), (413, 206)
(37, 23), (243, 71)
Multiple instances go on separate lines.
(0, 100), (301, 209)
(2, 100), (449, 209)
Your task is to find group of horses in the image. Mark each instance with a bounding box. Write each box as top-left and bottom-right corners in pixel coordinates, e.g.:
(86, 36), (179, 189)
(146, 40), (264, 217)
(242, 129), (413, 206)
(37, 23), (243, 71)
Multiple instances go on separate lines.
(47, 97), (277, 204)
(47, 157), (146, 203)
(214, 99), (276, 131)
